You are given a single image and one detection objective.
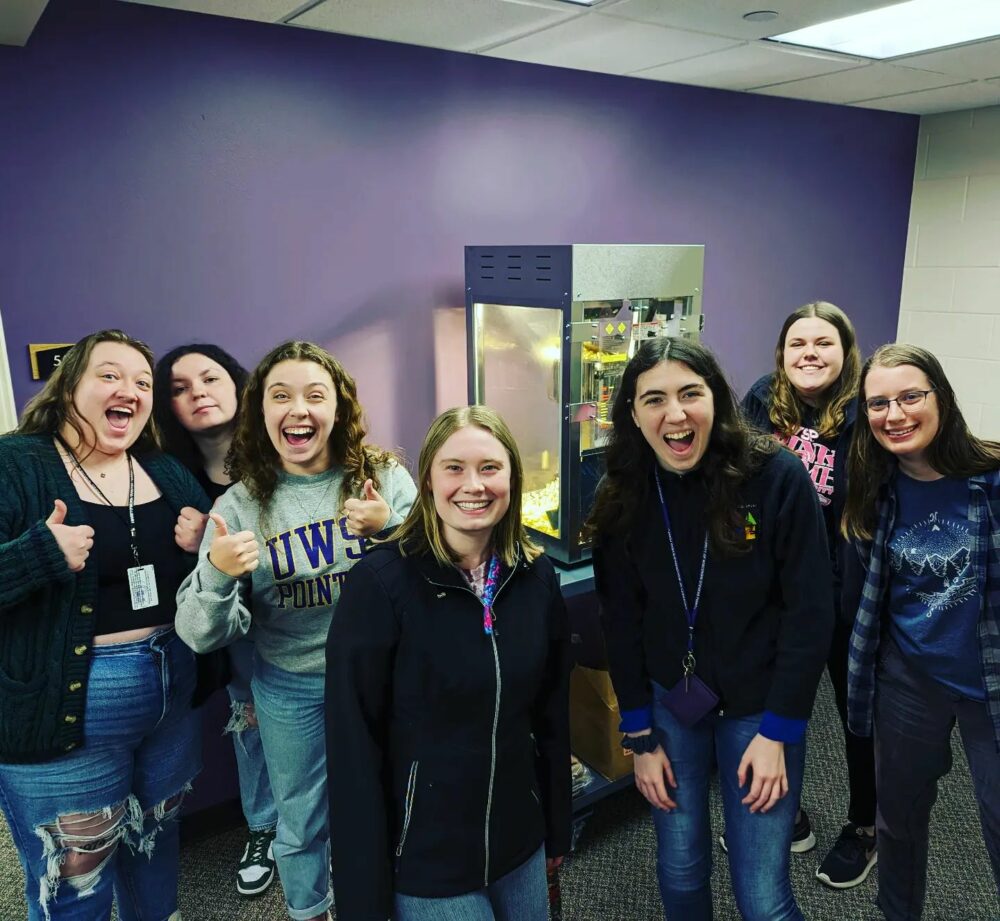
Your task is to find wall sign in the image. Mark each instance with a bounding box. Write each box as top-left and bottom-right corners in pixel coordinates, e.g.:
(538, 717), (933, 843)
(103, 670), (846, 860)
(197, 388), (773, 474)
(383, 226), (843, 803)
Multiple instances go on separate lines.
(28, 343), (74, 381)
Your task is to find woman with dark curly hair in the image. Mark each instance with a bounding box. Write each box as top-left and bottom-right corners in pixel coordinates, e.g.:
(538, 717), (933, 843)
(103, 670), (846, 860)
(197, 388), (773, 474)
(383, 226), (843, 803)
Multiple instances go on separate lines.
(588, 337), (833, 921)
(740, 302), (877, 890)
(176, 340), (416, 921)
(843, 344), (1000, 921)
(154, 344), (281, 899)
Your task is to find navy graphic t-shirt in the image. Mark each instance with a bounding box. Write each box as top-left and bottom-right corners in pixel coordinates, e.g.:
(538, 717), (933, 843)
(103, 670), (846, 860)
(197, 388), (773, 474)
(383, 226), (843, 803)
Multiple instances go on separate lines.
(887, 473), (984, 700)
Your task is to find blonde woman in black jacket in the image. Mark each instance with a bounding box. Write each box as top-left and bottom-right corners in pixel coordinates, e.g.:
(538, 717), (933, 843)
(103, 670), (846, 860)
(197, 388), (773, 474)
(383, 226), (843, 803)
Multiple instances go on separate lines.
(325, 406), (571, 921)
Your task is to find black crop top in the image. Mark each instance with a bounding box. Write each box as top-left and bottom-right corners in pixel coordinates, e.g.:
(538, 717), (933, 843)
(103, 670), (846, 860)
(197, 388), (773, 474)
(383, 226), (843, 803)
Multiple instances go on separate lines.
(83, 498), (191, 636)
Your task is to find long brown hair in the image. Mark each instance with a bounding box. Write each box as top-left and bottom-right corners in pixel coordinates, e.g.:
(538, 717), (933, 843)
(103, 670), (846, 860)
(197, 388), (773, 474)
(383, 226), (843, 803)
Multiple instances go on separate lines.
(585, 337), (777, 556)
(229, 341), (396, 512)
(17, 329), (161, 456)
(768, 301), (860, 439)
(389, 406), (541, 567)
(843, 343), (1000, 540)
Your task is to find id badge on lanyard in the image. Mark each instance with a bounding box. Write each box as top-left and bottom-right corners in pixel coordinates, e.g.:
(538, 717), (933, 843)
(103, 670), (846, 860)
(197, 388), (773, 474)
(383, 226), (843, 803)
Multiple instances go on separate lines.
(60, 438), (159, 611)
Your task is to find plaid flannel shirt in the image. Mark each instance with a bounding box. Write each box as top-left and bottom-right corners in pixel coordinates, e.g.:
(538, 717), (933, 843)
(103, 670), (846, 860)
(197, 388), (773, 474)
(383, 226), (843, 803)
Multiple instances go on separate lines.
(846, 469), (1000, 751)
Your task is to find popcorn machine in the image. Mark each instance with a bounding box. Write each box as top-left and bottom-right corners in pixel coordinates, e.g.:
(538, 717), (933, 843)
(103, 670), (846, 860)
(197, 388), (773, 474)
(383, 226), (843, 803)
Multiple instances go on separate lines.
(465, 244), (705, 564)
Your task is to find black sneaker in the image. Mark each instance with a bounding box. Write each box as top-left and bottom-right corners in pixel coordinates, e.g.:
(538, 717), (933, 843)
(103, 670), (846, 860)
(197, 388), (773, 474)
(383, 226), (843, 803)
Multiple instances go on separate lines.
(791, 808), (816, 853)
(718, 808), (816, 855)
(815, 824), (877, 889)
(237, 828), (277, 897)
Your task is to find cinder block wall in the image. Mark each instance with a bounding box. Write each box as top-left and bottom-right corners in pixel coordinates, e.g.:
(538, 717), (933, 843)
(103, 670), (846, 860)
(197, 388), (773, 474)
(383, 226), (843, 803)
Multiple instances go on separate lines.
(898, 106), (1000, 439)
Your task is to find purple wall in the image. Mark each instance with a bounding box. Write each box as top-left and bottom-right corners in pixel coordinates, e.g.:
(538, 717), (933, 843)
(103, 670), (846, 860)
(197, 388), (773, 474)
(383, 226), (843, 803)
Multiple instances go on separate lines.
(0, 0), (917, 460)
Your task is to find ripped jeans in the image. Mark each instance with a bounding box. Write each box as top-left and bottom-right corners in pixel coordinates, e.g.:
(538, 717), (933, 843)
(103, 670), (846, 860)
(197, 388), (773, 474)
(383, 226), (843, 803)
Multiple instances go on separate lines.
(225, 637), (277, 833)
(0, 628), (201, 921)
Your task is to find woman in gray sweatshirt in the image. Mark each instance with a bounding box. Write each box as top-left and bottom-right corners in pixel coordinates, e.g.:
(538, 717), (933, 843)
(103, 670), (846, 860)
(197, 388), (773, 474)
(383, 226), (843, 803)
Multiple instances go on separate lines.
(176, 340), (416, 921)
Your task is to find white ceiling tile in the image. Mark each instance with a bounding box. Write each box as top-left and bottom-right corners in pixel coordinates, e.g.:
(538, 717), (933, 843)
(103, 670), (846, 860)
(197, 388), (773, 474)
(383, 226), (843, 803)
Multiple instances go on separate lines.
(123, 0), (304, 23)
(292, 0), (579, 54)
(900, 38), (1000, 81)
(601, 0), (889, 41)
(857, 81), (1000, 115)
(0, 0), (48, 46)
(483, 14), (739, 76)
(754, 62), (966, 104)
(633, 40), (858, 90)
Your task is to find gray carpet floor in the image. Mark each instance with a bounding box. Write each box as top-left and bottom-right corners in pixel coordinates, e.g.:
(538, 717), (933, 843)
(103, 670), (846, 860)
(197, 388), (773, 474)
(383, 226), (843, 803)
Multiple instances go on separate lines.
(1, 674), (997, 920)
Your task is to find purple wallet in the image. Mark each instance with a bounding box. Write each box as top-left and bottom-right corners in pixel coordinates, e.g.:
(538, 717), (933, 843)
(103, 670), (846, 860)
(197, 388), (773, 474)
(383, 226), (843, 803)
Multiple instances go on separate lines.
(659, 674), (719, 728)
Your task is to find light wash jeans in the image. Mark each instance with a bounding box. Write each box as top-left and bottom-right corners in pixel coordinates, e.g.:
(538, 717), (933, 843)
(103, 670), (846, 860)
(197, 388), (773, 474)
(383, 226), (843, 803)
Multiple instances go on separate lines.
(0, 628), (200, 921)
(394, 845), (547, 921)
(650, 682), (805, 921)
(225, 637), (277, 832)
(252, 655), (333, 921)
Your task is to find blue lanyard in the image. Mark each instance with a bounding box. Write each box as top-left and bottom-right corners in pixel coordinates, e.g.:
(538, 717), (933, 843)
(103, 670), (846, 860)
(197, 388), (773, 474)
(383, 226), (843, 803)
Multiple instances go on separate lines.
(654, 470), (709, 675)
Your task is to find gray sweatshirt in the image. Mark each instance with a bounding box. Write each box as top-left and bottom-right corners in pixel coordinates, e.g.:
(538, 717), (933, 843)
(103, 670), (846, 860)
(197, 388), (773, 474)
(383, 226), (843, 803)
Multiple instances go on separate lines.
(175, 461), (416, 674)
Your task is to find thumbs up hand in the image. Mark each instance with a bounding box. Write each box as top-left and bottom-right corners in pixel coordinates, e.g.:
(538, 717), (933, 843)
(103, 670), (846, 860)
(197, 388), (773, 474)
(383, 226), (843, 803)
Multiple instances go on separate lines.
(46, 500), (95, 573)
(207, 512), (260, 578)
(175, 506), (209, 554)
(342, 478), (391, 537)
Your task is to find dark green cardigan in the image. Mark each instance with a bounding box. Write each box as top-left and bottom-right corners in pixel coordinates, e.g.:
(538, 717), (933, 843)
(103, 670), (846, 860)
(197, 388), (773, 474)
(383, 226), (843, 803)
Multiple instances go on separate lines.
(0, 433), (209, 763)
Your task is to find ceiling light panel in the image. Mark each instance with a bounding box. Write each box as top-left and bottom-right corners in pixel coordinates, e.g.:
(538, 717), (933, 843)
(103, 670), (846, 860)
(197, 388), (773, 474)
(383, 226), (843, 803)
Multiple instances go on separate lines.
(770, 0), (1000, 59)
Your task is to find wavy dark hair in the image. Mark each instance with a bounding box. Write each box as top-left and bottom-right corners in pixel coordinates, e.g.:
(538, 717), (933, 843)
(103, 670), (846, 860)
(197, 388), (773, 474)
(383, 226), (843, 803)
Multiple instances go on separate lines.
(768, 301), (860, 439)
(153, 344), (249, 476)
(390, 406), (541, 567)
(17, 329), (161, 456)
(843, 343), (1000, 540)
(230, 340), (396, 515)
(585, 337), (777, 556)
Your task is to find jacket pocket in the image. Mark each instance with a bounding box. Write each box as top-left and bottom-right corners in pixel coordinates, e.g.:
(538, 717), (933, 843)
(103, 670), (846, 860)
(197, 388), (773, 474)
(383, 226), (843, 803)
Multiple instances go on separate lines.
(395, 760), (419, 860)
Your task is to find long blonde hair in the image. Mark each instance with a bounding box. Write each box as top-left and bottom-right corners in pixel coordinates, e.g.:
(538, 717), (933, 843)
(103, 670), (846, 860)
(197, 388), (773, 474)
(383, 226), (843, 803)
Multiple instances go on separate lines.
(768, 301), (860, 439)
(389, 406), (541, 567)
(17, 329), (161, 456)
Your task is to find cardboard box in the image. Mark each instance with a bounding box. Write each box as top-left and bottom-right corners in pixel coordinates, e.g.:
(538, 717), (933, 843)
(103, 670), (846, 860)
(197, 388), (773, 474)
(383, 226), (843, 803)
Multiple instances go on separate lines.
(569, 666), (634, 781)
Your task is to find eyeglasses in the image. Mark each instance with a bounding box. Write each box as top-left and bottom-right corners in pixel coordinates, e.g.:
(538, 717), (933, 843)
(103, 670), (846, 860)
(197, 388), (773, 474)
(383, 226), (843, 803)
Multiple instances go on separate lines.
(863, 388), (936, 417)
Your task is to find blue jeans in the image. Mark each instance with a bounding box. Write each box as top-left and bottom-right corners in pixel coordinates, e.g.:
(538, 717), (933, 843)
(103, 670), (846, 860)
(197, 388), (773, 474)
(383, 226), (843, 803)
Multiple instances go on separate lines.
(225, 637), (277, 833)
(252, 655), (332, 921)
(0, 628), (200, 921)
(874, 639), (1000, 921)
(394, 845), (547, 921)
(650, 685), (805, 921)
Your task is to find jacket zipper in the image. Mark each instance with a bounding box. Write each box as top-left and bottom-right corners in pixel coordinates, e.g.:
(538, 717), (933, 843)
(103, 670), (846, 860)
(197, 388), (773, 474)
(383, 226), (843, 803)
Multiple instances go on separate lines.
(424, 559), (520, 885)
(395, 760), (420, 859)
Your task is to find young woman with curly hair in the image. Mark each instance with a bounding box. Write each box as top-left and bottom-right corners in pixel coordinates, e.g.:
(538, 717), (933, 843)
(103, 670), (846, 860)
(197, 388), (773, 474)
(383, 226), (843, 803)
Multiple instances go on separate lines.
(176, 340), (416, 921)
(740, 302), (877, 890)
(589, 337), (833, 921)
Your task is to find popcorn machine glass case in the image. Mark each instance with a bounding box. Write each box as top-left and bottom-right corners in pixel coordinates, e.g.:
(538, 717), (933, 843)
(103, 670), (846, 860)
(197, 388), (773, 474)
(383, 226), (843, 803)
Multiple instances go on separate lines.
(466, 244), (705, 564)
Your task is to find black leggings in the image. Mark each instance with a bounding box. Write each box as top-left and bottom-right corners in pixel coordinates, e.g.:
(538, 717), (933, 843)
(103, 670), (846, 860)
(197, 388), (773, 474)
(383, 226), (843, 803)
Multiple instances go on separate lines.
(822, 614), (877, 827)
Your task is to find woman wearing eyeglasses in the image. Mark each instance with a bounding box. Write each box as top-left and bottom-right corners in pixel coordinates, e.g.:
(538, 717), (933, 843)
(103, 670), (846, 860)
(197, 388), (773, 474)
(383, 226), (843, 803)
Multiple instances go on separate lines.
(843, 344), (1000, 921)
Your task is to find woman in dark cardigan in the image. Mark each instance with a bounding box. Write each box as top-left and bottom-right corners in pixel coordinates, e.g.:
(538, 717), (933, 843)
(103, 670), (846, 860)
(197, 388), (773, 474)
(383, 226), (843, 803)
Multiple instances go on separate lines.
(0, 329), (209, 921)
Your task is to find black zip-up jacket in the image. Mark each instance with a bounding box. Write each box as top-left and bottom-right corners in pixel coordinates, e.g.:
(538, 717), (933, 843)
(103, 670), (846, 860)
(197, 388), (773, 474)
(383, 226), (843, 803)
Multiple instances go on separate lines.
(325, 541), (572, 921)
(593, 448), (833, 728)
(741, 373), (857, 620)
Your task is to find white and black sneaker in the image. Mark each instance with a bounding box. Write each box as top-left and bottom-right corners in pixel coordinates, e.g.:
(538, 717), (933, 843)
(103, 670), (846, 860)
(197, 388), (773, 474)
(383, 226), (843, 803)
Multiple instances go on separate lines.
(815, 824), (877, 889)
(237, 828), (277, 897)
